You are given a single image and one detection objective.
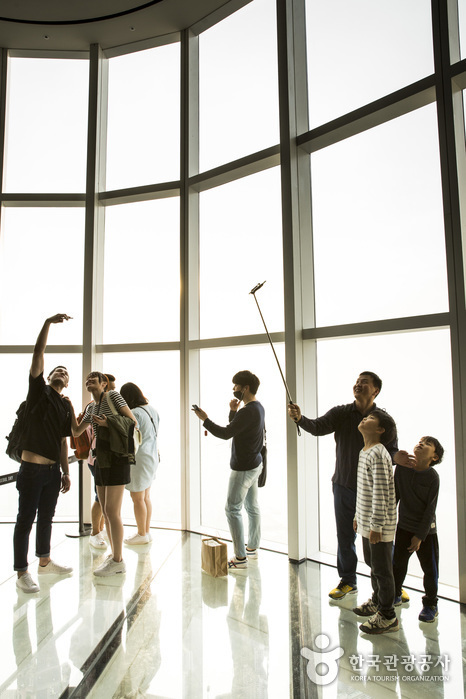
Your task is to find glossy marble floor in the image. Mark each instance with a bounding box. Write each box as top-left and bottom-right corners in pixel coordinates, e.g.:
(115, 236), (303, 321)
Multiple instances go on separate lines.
(0, 523), (464, 698)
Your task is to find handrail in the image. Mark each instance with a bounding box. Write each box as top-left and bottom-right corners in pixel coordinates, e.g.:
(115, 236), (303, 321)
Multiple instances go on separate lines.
(0, 454), (79, 487)
(0, 454), (91, 537)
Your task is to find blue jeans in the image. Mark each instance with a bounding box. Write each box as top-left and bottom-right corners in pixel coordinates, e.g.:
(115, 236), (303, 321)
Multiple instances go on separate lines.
(13, 461), (61, 571)
(225, 464), (262, 559)
(333, 482), (358, 587)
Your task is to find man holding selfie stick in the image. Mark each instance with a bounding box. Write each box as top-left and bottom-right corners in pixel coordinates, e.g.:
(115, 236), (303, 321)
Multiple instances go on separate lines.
(193, 370), (265, 571)
(288, 371), (398, 600)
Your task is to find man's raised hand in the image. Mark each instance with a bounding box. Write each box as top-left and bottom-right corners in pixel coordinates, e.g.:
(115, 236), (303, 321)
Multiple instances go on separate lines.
(47, 313), (72, 324)
(288, 402), (302, 422)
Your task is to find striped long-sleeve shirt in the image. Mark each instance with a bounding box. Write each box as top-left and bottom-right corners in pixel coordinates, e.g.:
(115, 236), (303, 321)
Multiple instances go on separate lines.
(355, 443), (396, 542)
(82, 390), (128, 439)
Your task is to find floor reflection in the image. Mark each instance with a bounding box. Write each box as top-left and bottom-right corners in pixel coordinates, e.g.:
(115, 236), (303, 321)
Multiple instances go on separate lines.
(12, 594), (70, 698)
(226, 567), (269, 698)
(0, 524), (463, 698)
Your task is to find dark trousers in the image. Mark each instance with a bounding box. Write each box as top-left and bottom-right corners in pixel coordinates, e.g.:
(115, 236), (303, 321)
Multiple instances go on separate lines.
(333, 483), (357, 586)
(13, 461), (61, 571)
(362, 536), (396, 619)
(393, 526), (439, 607)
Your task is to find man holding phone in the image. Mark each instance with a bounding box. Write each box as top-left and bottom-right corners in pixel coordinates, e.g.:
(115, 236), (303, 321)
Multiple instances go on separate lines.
(13, 314), (74, 593)
(193, 370), (265, 570)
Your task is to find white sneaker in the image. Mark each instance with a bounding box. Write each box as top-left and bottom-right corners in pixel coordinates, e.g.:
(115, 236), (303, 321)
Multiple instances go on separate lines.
(124, 533), (149, 545)
(147, 531), (152, 542)
(16, 573), (39, 593)
(246, 548), (259, 560)
(95, 553), (113, 567)
(228, 556), (248, 571)
(90, 533), (107, 549)
(93, 557), (126, 577)
(359, 611), (399, 635)
(38, 560), (73, 575)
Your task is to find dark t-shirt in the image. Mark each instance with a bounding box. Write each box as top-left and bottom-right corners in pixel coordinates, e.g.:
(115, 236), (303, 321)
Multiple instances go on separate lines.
(203, 401), (265, 471)
(395, 464), (439, 540)
(21, 372), (72, 462)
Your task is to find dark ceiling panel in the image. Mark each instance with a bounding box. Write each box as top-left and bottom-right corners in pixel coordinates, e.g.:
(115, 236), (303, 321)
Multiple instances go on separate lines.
(0, 0), (235, 51)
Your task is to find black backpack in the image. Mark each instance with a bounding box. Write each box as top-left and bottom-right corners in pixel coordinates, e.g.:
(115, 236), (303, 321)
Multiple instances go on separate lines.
(5, 400), (29, 463)
(6, 388), (69, 463)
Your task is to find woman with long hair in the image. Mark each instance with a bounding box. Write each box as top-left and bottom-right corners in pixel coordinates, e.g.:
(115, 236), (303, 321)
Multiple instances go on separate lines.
(120, 382), (160, 545)
(71, 371), (137, 576)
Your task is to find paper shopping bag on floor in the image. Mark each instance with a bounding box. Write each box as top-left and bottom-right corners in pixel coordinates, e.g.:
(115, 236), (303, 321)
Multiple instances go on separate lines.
(201, 537), (228, 577)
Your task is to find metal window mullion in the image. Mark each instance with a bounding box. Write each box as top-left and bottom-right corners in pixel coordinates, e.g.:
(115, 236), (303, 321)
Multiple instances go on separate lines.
(277, 0), (314, 566)
(180, 29), (201, 536)
(80, 44), (107, 529)
(277, 2), (320, 694)
(189, 144), (280, 191)
(0, 48), (7, 251)
(297, 75), (436, 154)
(0, 49), (7, 194)
(83, 44), (108, 382)
(0, 194), (86, 206)
(432, 0), (466, 603)
(180, 27), (204, 699)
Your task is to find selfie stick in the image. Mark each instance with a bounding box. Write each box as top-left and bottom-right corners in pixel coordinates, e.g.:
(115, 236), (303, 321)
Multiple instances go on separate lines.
(250, 281), (301, 436)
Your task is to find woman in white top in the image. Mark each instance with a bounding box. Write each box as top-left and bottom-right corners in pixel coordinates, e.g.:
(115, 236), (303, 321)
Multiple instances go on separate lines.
(120, 382), (160, 545)
(71, 371), (137, 576)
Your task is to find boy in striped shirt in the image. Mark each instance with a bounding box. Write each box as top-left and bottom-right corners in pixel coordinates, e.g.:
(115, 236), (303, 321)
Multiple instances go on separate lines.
(353, 409), (398, 634)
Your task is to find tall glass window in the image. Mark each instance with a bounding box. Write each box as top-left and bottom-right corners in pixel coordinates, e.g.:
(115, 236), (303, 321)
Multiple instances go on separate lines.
(4, 57), (89, 193)
(199, 168), (284, 339)
(106, 44), (180, 191)
(102, 198), (180, 344)
(312, 329), (457, 589)
(311, 105), (448, 326)
(305, 0), (434, 128)
(199, 0), (279, 171)
(0, 207), (85, 344)
(102, 351), (181, 526)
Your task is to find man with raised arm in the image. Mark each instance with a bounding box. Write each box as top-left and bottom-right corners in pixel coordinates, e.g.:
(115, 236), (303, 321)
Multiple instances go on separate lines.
(13, 314), (74, 593)
(288, 371), (398, 600)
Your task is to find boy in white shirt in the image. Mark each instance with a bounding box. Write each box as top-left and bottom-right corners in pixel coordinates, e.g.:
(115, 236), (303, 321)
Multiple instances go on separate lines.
(353, 409), (398, 634)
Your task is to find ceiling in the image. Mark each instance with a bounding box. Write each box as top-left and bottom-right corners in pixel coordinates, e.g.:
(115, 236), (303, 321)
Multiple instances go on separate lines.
(0, 0), (236, 52)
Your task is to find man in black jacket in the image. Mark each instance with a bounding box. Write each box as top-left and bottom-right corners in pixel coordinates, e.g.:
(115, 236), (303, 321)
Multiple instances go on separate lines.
(193, 370), (265, 571)
(288, 371), (398, 600)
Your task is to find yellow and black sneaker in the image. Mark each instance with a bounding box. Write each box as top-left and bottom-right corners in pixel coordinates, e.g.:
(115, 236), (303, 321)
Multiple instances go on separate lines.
(394, 588), (410, 606)
(328, 580), (358, 600)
